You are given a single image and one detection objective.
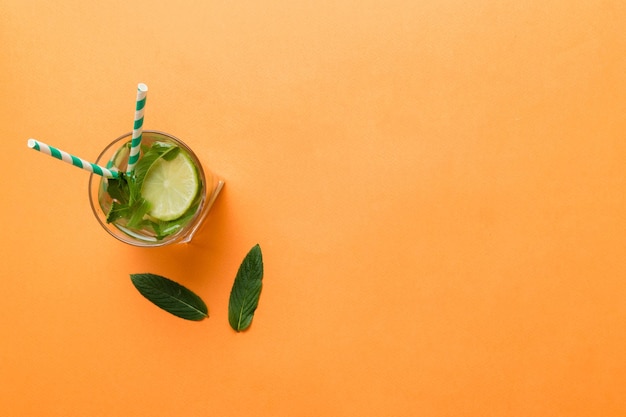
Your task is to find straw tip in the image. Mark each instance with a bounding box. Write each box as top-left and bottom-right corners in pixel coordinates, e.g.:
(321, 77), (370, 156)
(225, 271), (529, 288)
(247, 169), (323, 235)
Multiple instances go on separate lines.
(27, 138), (37, 148)
(138, 83), (148, 92)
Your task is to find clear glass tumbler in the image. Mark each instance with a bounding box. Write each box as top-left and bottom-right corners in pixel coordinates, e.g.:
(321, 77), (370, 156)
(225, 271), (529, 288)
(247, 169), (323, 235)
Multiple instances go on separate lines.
(88, 130), (224, 247)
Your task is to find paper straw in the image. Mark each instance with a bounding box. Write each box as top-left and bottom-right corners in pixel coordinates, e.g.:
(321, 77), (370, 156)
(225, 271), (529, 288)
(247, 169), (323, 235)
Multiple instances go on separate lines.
(126, 83), (148, 175)
(27, 139), (119, 178)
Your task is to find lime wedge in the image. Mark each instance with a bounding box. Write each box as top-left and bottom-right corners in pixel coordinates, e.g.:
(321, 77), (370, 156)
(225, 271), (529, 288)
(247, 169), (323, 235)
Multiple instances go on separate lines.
(141, 151), (200, 221)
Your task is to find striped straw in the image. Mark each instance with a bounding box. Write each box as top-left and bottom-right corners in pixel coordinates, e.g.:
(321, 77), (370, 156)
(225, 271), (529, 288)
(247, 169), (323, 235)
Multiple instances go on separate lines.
(126, 83), (148, 175)
(27, 139), (119, 178)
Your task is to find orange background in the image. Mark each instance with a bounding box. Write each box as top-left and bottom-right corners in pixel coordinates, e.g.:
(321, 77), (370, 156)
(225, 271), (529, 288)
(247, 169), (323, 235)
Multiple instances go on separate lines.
(2, 1), (626, 415)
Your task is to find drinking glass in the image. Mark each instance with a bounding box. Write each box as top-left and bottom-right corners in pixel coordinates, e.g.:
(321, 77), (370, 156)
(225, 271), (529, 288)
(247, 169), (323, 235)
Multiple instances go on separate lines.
(88, 130), (224, 247)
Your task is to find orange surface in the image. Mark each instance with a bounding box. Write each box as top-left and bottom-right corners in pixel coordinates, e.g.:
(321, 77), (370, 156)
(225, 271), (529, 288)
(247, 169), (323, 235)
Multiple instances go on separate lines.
(2, 1), (626, 415)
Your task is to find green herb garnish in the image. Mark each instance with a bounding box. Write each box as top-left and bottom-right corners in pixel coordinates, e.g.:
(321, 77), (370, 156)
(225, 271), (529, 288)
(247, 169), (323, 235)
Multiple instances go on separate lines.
(129, 245), (264, 330)
(228, 244), (264, 332)
(130, 273), (208, 321)
(104, 142), (188, 236)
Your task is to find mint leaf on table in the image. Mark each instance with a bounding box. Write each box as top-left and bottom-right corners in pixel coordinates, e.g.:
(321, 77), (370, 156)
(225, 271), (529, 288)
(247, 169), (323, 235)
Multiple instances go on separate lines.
(130, 273), (208, 321)
(228, 244), (264, 332)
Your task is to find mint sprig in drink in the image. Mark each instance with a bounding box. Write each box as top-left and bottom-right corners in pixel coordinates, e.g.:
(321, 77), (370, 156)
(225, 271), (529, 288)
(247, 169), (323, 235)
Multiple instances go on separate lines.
(89, 131), (224, 246)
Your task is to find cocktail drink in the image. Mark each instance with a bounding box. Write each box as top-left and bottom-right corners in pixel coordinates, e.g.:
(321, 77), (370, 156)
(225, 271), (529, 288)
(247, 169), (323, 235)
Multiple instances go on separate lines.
(26, 84), (220, 246)
(89, 130), (223, 246)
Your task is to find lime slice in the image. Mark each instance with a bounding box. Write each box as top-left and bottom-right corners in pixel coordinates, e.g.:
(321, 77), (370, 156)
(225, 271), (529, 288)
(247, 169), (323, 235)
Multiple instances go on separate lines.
(141, 151), (200, 221)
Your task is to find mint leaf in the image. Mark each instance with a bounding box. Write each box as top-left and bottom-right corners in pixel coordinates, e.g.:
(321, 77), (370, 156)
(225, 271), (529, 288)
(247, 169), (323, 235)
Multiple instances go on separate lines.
(130, 273), (208, 321)
(106, 201), (130, 223)
(161, 146), (180, 161)
(126, 198), (151, 228)
(133, 144), (179, 194)
(106, 174), (130, 204)
(228, 244), (264, 332)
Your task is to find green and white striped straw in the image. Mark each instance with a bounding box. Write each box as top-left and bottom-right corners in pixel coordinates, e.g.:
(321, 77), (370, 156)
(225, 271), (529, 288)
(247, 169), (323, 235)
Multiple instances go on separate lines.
(27, 139), (119, 178)
(126, 83), (148, 175)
